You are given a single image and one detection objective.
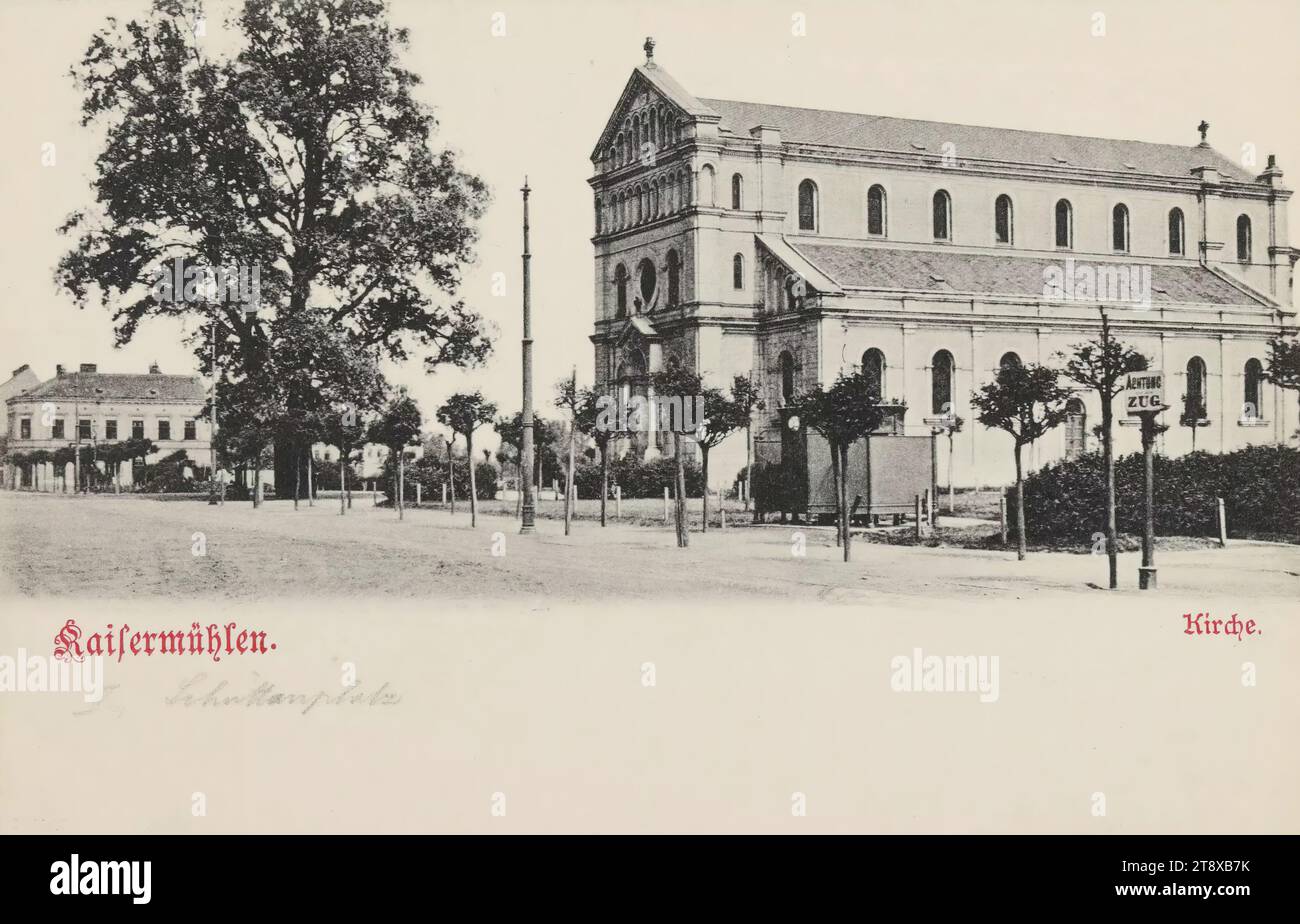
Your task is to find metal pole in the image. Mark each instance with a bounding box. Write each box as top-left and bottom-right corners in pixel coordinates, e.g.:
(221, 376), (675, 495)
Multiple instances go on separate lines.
(519, 178), (537, 534)
(1139, 412), (1157, 590)
(209, 312), (219, 504)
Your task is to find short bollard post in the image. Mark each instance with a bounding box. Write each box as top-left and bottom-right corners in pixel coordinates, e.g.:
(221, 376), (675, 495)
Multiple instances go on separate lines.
(615, 485), (622, 519)
(999, 496), (1008, 546)
(663, 486), (670, 524)
(914, 494), (923, 540)
(1216, 496), (1228, 547)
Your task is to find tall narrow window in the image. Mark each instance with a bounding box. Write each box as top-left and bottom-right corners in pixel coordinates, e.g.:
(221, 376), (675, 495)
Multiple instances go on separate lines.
(105, 419), (117, 440)
(132, 420), (144, 440)
(798, 179), (818, 231)
(666, 250), (680, 307)
(862, 349), (886, 402)
(1236, 214), (1251, 262)
(1055, 199), (1073, 248)
(995, 194), (1013, 244)
(158, 419), (171, 441)
(867, 184), (887, 236)
(20, 418), (31, 439)
(184, 420), (197, 441)
(1184, 356), (1207, 421)
(698, 164), (716, 207)
(931, 350), (954, 415)
(932, 190), (951, 241)
(52, 419), (65, 439)
(779, 351), (795, 404)
(1243, 358), (1263, 419)
(637, 258), (656, 311)
(732, 253), (744, 290)
(78, 419), (91, 440)
(1064, 398), (1087, 460)
(731, 173), (743, 210)
(1168, 207), (1185, 255)
(1112, 203), (1130, 252)
(999, 352), (1022, 371)
(614, 264), (628, 317)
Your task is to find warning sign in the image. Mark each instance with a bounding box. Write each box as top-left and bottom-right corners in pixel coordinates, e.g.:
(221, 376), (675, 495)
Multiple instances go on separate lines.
(1124, 370), (1165, 415)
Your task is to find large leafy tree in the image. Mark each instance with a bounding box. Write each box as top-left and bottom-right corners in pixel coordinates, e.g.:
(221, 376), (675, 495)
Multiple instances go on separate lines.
(651, 364), (703, 548)
(578, 387), (620, 527)
(437, 391), (497, 528)
(1265, 333), (1300, 439)
(1058, 317), (1149, 587)
(971, 363), (1073, 561)
(56, 0), (492, 447)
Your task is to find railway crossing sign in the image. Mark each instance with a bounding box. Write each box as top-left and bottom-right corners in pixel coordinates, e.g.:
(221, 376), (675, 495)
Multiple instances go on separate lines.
(1124, 370), (1165, 415)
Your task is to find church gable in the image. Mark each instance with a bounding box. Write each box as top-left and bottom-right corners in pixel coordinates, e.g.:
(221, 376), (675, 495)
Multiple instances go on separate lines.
(591, 43), (717, 163)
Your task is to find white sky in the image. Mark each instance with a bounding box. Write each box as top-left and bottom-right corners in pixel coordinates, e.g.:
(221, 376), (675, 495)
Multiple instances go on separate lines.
(2, 0), (1297, 450)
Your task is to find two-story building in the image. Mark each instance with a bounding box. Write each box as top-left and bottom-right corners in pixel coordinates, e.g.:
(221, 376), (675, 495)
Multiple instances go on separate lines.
(3, 362), (211, 489)
(589, 39), (1298, 490)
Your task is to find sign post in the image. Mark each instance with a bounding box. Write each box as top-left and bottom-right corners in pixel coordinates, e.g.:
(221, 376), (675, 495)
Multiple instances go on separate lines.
(1124, 370), (1166, 590)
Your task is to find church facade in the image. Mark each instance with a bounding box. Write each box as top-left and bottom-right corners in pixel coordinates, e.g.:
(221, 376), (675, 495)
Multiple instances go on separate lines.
(588, 39), (1298, 490)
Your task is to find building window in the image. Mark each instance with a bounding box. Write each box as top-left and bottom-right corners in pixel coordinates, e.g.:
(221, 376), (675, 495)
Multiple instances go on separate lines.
(999, 352), (1022, 371)
(132, 419), (144, 440)
(1112, 203), (1130, 252)
(779, 351), (795, 404)
(1064, 398), (1087, 460)
(931, 350), (954, 415)
(594, 197), (602, 234)
(1168, 207), (1185, 255)
(995, 194), (1014, 244)
(636, 257), (656, 311)
(666, 250), (680, 307)
(698, 164), (716, 207)
(614, 264), (628, 317)
(797, 179), (818, 231)
(932, 190), (951, 241)
(731, 173), (743, 210)
(158, 420), (171, 441)
(732, 253), (744, 290)
(78, 419), (92, 440)
(1184, 356), (1208, 422)
(1243, 358), (1264, 419)
(862, 348), (886, 402)
(52, 419), (65, 439)
(184, 420), (197, 441)
(1055, 199), (1073, 248)
(20, 418), (31, 439)
(867, 184), (887, 236)
(1236, 214), (1251, 262)
(105, 420), (117, 440)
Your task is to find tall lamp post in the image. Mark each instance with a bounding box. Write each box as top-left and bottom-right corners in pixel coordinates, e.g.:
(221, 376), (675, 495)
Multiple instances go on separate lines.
(519, 177), (536, 534)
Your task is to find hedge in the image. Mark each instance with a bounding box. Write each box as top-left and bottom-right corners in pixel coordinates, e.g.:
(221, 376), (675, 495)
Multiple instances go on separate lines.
(572, 456), (704, 499)
(1008, 444), (1299, 541)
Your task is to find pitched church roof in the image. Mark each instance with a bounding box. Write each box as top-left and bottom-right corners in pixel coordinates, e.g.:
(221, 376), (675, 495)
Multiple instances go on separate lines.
(700, 98), (1256, 182)
(787, 241), (1271, 307)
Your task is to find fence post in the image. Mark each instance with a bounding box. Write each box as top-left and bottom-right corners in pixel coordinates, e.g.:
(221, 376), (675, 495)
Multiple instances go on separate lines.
(1216, 496), (1228, 547)
(924, 488), (933, 527)
(663, 486), (670, 524)
(999, 495), (1008, 546)
(442, 483), (447, 505)
(720, 505), (726, 531)
(416, 484), (421, 506)
(914, 494), (923, 540)
(615, 485), (622, 519)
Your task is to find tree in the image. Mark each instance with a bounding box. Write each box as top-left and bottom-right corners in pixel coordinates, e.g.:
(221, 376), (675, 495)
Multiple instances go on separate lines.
(695, 387), (746, 531)
(729, 374), (764, 514)
(494, 412), (527, 518)
(651, 364), (703, 548)
(971, 363), (1073, 561)
(56, 0), (492, 467)
(936, 414), (964, 513)
(437, 391), (497, 527)
(790, 371), (892, 562)
(369, 391), (423, 520)
(1265, 333), (1300, 438)
(553, 373), (585, 536)
(581, 388), (620, 527)
(1059, 316), (1150, 586)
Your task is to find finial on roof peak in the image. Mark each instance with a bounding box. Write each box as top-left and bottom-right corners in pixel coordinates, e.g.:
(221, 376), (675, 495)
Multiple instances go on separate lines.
(1197, 120), (1210, 146)
(643, 36), (656, 67)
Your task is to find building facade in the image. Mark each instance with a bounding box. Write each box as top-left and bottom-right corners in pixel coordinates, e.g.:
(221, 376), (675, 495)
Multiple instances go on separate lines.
(0, 365), (41, 437)
(3, 362), (212, 489)
(588, 40), (1298, 489)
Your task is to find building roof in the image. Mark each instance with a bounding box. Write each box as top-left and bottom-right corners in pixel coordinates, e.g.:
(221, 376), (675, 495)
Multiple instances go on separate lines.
(9, 372), (206, 404)
(788, 241), (1272, 307)
(700, 98), (1257, 182)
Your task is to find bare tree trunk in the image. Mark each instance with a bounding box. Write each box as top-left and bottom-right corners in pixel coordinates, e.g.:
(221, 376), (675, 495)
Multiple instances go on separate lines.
(743, 420), (753, 512)
(830, 442), (841, 548)
(398, 451), (405, 520)
(563, 421), (574, 536)
(599, 444), (609, 527)
(447, 439), (456, 515)
(515, 456), (522, 518)
(306, 449), (314, 507)
(701, 447), (710, 533)
(293, 444), (301, 511)
(673, 432), (688, 548)
(468, 431), (478, 528)
(947, 432), (955, 513)
(1014, 442), (1027, 561)
(840, 444), (852, 562)
(340, 451), (347, 515)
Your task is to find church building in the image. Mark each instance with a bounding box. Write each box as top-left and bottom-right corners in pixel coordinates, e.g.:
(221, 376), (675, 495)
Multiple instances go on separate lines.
(588, 38), (1297, 490)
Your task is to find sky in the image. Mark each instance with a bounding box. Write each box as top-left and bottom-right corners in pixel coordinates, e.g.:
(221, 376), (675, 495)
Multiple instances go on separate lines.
(2, 0), (1297, 451)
